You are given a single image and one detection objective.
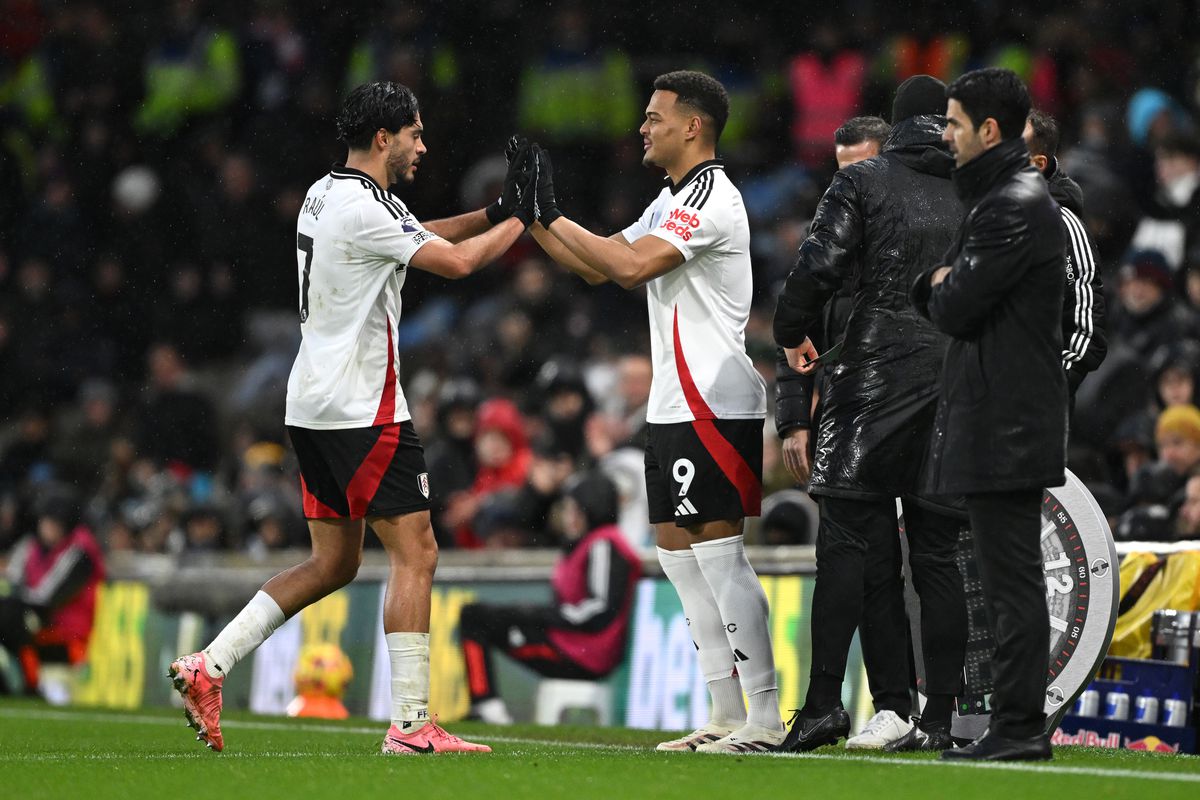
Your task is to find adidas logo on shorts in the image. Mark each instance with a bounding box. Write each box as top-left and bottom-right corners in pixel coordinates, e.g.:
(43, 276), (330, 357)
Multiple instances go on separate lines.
(675, 497), (699, 517)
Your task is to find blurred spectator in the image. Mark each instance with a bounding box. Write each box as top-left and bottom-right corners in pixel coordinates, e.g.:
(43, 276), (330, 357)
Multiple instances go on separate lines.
(426, 378), (480, 546)
(49, 380), (121, 495)
(459, 471), (640, 723)
(135, 2), (240, 136)
(0, 407), (52, 493)
(452, 399), (531, 548)
(1175, 471), (1200, 537)
(1126, 404), (1200, 510)
(180, 504), (228, 552)
(1107, 249), (1200, 358)
(1131, 132), (1200, 270)
(0, 485), (104, 699)
(533, 359), (594, 462)
(1151, 342), (1200, 409)
(135, 343), (220, 476)
(789, 24), (866, 168)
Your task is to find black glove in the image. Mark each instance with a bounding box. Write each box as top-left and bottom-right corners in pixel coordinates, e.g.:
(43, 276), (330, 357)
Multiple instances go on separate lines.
(485, 135), (531, 224)
(532, 144), (562, 227)
(512, 152), (538, 228)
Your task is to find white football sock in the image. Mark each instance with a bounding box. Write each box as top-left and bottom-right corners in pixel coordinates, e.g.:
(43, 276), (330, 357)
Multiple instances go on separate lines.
(707, 675), (746, 726)
(691, 535), (782, 730)
(657, 547), (745, 725)
(203, 590), (285, 678)
(387, 631), (430, 730)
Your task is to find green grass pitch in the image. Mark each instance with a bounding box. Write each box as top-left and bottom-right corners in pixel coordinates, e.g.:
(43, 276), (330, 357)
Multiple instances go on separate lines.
(3, 699), (1200, 800)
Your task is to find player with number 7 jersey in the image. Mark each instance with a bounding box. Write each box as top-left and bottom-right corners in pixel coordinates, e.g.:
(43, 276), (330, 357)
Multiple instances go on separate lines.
(169, 81), (537, 756)
(526, 71), (781, 754)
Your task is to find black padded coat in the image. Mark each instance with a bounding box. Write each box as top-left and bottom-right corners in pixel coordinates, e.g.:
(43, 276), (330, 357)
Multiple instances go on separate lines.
(773, 115), (964, 499)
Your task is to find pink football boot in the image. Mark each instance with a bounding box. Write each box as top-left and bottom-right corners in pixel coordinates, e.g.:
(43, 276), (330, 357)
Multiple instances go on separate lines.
(381, 717), (492, 754)
(168, 652), (225, 752)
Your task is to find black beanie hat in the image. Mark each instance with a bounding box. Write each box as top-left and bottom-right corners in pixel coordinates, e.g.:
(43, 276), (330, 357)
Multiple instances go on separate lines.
(565, 471), (619, 530)
(892, 75), (947, 123)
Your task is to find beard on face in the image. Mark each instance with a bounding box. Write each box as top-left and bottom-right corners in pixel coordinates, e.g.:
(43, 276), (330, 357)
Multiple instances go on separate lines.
(387, 148), (416, 184)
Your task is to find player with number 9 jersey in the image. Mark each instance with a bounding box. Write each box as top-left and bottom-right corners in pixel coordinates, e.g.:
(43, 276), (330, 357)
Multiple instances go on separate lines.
(527, 70), (783, 755)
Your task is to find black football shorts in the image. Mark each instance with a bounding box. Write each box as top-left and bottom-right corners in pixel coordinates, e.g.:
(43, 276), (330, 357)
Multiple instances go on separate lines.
(645, 418), (764, 527)
(287, 420), (431, 520)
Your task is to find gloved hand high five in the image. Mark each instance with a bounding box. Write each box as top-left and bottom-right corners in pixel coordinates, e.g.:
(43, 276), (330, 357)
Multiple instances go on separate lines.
(512, 151), (538, 228)
(485, 135), (533, 225)
(532, 144), (562, 227)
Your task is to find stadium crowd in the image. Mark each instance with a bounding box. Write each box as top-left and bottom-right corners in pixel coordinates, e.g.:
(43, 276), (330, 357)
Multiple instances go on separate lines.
(2, 0), (1200, 559)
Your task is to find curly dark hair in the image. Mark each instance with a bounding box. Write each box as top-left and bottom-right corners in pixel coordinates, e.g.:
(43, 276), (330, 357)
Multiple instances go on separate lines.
(945, 67), (1030, 141)
(652, 70), (730, 144)
(335, 81), (420, 151)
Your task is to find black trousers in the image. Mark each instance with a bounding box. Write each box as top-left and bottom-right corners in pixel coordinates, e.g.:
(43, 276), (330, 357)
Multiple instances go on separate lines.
(965, 488), (1048, 738)
(459, 603), (595, 703)
(806, 496), (967, 716)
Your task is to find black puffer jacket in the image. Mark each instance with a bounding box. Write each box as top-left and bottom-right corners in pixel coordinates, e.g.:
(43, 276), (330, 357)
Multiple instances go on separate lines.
(911, 138), (1068, 495)
(773, 116), (963, 499)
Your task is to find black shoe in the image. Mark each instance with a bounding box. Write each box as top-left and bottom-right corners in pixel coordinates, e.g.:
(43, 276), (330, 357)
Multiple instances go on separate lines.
(940, 728), (1052, 761)
(779, 707), (851, 752)
(883, 721), (954, 752)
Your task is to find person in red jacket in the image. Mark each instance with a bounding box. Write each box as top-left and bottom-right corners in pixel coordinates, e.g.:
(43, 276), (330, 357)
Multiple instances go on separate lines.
(0, 486), (104, 696)
(459, 471), (641, 723)
(450, 398), (533, 548)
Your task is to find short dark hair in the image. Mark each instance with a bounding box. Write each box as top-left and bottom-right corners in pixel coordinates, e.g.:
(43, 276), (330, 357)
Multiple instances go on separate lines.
(945, 67), (1031, 141)
(652, 70), (730, 144)
(336, 81), (420, 151)
(835, 116), (891, 147)
(1026, 109), (1060, 158)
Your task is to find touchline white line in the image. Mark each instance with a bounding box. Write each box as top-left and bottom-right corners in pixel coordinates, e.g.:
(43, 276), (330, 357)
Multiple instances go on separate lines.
(2, 707), (1197, 783)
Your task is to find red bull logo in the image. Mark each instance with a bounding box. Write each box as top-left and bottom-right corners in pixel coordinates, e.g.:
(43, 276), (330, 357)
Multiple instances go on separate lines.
(1052, 727), (1122, 748)
(1126, 735), (1179, 753)
(1053, 727), (1182, 752)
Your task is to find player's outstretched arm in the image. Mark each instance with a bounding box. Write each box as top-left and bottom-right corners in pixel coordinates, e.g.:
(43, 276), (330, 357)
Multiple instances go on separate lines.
(409, 216), (526, 280)
(422, 209), (493, 243)
(530, 224), (609, 285)
(545, 216), (683, 290)
(530, 145), (682, 289)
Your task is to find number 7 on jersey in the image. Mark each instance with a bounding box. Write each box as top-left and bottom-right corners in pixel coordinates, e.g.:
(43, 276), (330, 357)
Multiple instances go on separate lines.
(297, 233), (314, 322)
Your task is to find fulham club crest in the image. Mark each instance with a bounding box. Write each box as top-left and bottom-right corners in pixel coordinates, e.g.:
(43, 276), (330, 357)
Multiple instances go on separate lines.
(417, 472), (430, 499)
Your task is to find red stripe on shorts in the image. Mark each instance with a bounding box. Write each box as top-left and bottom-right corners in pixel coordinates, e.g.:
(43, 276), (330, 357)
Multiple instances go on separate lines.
(372, 319), (397, 426)
(690, 419), (761, 517)
(300, 474), (343, 518)
(672, 306), (761, 516)
(345, 424), (401, 518)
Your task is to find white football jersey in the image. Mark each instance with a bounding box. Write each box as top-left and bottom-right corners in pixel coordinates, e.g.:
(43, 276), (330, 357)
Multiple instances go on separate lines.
(285, 165), (440, 430)
(622, 160), (766, 423)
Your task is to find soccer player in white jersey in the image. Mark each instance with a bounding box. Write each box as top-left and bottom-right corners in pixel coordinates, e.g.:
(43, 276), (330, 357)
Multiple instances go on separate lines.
(526, 71), (784, 753)
(169, 81), (537, 755)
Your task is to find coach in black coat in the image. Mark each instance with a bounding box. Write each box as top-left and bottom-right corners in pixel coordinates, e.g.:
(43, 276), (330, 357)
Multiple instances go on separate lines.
(774, 116), (963, 498)
(910, 142), (1067, 496)
(910, 68), (1066, 762)
(774, 77), (969, 752)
